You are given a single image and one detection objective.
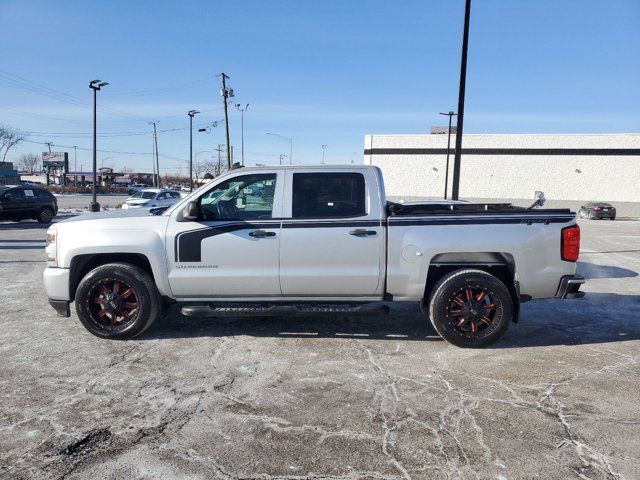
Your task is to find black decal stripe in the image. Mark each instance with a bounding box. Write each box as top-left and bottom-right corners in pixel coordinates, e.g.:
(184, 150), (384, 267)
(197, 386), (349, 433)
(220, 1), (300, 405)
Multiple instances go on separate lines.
(364, 148), (640, 156)
(176, 222), (280, 262)
(175, 215), (573, 263)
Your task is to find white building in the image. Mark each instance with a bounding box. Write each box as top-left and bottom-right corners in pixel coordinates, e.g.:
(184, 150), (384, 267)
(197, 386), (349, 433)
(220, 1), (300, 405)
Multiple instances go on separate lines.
(364, 133), (640, 217)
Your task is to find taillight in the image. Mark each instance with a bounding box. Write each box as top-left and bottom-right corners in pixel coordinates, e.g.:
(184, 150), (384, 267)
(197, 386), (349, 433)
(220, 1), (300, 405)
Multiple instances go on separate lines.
(561, 225), (580, 262)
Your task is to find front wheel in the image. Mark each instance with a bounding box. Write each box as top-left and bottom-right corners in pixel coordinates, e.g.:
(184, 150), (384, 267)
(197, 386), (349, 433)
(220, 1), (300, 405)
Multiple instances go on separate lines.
(75, 263), (161, 339)
(428, 269), (513, 348)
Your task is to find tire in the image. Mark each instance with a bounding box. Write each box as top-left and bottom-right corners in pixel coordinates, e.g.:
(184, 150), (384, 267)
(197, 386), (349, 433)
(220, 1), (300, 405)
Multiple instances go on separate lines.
(74, 263), (161, 339)
(610, 216), (616, 221)
(428, 269), (513, 348)
(37, 207), (54, 224)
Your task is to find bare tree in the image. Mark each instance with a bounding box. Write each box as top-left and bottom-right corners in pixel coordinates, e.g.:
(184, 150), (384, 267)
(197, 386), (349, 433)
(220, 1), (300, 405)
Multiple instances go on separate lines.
(0, 124), (28, 163)
(16, 153), (41, 174)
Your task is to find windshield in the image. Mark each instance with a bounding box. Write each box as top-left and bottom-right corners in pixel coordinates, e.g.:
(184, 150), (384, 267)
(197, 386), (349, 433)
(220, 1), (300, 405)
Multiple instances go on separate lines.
(131, 191), (157, 199)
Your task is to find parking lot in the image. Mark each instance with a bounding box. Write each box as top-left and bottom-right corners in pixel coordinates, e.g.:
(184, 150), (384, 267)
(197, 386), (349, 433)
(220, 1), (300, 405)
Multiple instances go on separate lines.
(1, 215), (638, 479)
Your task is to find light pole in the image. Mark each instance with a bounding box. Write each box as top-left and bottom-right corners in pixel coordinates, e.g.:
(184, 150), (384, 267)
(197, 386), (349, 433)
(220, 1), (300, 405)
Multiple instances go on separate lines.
(89, 79), (108, 212)
(235, 103), (249, 166)
(73, 145), (77, 187)
(266, 132), (292, 164)
(451, 0), (472, 200)
(188, 110), (200, 192)
(321, 144), (327, 164)
(439, 111), (457, 199)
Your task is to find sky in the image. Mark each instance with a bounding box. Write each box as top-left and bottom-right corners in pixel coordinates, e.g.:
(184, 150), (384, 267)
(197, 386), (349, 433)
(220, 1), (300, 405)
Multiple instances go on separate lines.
(1, 0), (639, 174)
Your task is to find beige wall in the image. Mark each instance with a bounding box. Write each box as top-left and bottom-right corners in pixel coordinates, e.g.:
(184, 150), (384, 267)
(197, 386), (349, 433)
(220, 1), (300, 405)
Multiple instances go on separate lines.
(365, 133), (640, 216)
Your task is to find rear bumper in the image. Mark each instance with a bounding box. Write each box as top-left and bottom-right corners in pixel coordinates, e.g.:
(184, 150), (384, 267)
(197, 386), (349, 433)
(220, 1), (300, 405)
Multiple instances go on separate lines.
(555, 275), (585, 299)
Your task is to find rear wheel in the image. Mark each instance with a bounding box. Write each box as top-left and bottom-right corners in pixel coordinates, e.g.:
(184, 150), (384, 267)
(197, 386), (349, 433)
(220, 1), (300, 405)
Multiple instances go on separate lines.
(75, 263), (161, 339)
(37, 207), (54, 224)
(428, 269), (513, 348)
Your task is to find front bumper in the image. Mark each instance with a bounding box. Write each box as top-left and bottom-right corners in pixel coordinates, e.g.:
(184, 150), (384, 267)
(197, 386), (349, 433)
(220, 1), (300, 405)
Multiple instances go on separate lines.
(43, 267), (71, 301)
(555, 275), (585, 299)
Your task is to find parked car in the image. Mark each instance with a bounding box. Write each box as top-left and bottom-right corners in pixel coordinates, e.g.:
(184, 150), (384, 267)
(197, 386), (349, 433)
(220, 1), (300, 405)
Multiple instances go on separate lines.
(121, 188), (182, 209)
(0, 185), (57, 223)
(578, 202), (616, 220)
(127, 183), (151, 195)
(44, 165), (584, 347)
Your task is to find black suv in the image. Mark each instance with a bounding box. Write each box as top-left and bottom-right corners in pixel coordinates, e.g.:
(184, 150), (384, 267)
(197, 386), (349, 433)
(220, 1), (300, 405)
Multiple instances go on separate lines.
(0, 185), (58, 223)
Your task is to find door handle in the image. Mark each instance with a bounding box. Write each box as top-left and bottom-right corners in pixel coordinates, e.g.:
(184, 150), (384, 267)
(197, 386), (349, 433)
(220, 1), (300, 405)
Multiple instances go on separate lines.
(249, 230), (276, 238)
(349, 229), (377, 236)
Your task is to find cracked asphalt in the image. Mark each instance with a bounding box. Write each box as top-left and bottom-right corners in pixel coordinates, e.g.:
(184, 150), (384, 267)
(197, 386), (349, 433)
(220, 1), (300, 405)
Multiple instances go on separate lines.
(1, 214), (639, 480)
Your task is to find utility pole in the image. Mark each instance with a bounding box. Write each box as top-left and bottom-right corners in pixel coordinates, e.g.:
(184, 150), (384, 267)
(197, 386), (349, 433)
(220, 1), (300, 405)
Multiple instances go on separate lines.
(215, 144), (224, 176)
(439, 111), (457, 199)
(149, 121), (160, 187)
(89, 79), (108, 212)
(220, 73), (232, 170)
(188, 110), (199, 192)
(44, 142), (53, 187)
(73, 145), (77, 187)
(235, 103), (249, 166)
(321, 144), (327, 164)
(150, 125), (157, 187)
(451, 0), (471, 200)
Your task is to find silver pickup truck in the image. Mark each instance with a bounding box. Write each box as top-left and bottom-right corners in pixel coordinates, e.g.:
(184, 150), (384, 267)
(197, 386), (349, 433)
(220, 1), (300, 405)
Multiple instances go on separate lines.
(44, 165), (584, 347)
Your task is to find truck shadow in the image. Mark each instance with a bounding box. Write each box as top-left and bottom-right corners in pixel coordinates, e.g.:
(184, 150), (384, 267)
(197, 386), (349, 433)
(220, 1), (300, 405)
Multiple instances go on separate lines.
(577, 261), (638, 279)
(143, 292), (640, 348)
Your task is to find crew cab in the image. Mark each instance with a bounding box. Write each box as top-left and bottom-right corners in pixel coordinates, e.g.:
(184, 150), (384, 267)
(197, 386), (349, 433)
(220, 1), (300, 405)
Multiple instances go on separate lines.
(43, 165), (584, 347)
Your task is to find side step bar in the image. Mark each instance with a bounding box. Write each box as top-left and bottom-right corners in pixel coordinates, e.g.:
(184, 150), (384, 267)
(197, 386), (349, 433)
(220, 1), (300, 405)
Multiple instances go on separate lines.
(180, 303), (390, 318)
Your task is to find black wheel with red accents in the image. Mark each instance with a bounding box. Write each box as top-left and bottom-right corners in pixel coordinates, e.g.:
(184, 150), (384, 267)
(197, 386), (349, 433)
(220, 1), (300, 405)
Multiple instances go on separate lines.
(75, 263), (161, 339)
(428, 269), (513, 348)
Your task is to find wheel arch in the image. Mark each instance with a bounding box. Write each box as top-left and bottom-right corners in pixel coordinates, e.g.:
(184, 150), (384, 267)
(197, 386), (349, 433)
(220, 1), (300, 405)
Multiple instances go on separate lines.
(70, 253), (155, 300)
(423, 252), (521, 323)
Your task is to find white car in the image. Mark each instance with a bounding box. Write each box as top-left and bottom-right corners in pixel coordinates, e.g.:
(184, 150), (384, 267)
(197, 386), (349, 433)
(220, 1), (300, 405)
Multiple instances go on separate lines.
(121, 188), (181, 210)
(44, 165), (584, 347)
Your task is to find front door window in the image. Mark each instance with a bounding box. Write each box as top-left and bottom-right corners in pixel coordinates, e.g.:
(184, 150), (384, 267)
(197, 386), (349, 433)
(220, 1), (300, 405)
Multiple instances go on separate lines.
(199, 174), (277, 221)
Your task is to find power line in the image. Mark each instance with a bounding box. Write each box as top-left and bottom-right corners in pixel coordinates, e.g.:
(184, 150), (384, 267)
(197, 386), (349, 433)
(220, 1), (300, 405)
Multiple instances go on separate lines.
(101, 77), (213, 98)
(25, 120), (224, 138)
(21, 139), (187, 163)
(0, 69), (151, 123)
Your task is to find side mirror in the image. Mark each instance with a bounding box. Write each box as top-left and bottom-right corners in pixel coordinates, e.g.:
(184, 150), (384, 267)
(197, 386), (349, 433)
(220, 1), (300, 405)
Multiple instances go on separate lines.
(182, 201), (201, 221)
(529, 191), (546, 209)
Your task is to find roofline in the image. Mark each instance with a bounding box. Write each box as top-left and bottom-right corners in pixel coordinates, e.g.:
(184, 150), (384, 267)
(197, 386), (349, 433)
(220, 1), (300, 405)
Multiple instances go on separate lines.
(365, 133), (640, 137)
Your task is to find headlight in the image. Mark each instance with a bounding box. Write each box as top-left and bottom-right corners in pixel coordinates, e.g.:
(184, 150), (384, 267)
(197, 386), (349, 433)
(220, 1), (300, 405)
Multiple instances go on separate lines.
(46, 231), (56, 246)
(46, 229), (57, 266)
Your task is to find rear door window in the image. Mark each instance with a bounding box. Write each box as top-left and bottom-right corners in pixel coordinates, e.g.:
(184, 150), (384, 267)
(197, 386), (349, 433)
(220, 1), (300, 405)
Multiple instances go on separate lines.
(292, 173), (366, 218)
